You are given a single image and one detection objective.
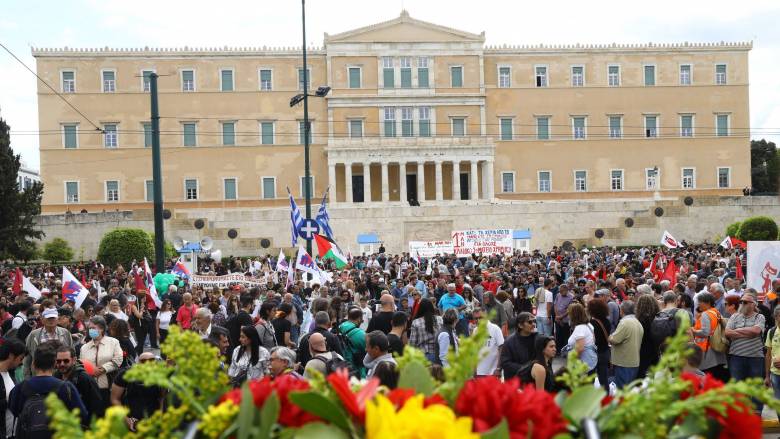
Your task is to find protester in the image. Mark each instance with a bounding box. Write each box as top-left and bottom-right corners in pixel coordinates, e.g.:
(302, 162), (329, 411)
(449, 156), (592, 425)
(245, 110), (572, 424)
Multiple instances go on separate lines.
(436, 309), (460, 367)
(22, 307), (73, 378)
(175, 293), (198, 330)
(54, 344), (103, 418)
(409, 299), (442, 363)
(269, 347), (302, 380)
(364, 331), (397, 379)
(366, 294), (395, 334)
(500, 312), (537, 381)
(609, 301), (644, 388)
(725, 291), (765, 412)
(565, 303), (598, 374)
(155, 299), (173, 344)
(338, 308), (367, 376)
(0, 338), (26, 439)
(110, 352), (165, 432)
(530, 336), (557, 392)
(534, 279), (554, 337)
(473, 308), (504, 377)
(387, 311), (407, 356)
(79, 316), (123, 408)
(272, 303), (295, 349)
(303, 333), (342, 379)
(635, 294), (661, 378)
(692, 292), (728, 382)
(228, 326), (270, 387)
(255, 301), (278, 351)
(764, 305), (780, 422)
(553, 285), (574, 355)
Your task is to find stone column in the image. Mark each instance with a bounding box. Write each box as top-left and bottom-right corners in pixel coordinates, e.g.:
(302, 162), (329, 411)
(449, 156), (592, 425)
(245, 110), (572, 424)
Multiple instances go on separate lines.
(381, 161), (389, 202)
(470, 160), (478, 200)
(363, 162), (371, 203)
(417, 162), (426, 202)
(485, 160), (495, 200)
(328, 163), (337, 203)
(434, 160), (443, 201)
(452, 161), (461, 201)
(344, 162), (353, 203)
(399, 162), (407, 203)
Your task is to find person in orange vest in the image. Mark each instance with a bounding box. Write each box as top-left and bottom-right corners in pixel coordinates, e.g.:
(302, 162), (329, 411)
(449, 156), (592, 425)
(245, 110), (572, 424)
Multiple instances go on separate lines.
(690, 292), (728, 382)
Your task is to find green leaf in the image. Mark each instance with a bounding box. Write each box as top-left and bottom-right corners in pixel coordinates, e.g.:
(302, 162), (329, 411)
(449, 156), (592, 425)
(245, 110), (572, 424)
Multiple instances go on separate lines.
(668, 415), (704, 439)
(397, 361), (436, 396)
(561, 386), (605, 424)
(288, 391), (352, 432)
(481, 418), (510, 439)
(237, 384), (256, 439)
(259, 392), (280, 439)
(293, 422), (350, 439)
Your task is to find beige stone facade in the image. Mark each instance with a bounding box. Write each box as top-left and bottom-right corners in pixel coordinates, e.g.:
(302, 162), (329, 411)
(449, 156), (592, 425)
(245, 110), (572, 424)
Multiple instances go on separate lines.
(33, 11), (751, 214)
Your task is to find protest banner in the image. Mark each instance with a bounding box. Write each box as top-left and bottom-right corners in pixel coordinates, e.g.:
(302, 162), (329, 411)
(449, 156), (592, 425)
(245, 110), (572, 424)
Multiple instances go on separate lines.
(408, 240), (455, 258)
(451, 228), (513, 257)
(747, 241), (780, 300)
(189, 273), (265, 288)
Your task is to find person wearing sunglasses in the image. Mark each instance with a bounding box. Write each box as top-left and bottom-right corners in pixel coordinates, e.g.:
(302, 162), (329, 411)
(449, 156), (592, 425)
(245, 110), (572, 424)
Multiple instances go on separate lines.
(54, 344), (103, 418)
(725, 290), (765, 414)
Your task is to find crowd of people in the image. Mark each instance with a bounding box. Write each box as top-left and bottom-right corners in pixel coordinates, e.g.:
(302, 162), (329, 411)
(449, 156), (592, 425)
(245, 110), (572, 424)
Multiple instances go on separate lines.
(0, 241), (777, 436)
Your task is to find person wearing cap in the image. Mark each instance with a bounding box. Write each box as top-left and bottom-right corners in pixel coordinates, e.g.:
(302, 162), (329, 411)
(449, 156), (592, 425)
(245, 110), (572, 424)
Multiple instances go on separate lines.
(23, 307), (73, 378)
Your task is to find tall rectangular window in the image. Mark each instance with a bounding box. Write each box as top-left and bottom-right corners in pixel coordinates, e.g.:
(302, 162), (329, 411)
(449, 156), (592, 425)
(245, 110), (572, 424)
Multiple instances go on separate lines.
(450, 66), (463, 88)
(715, 64), (727, 85)
(224, 178), (237, 200)
(418, 107), (431, 137)
(262, 177), (276, 199)
(348, 67), (361, 88)
(261, 122), (274, 145)
(300, 176), (314, 198)
(222, 122), (235, 146)
(297, 68), (310, 91)
(644, 65), (655, 86)
(62, 71), (75, 93)
(63, 124), (78, 148)
(299, 121), (312, 144)
(500, 118), (513, 140)
(143, 122), (152, 147)
(537, 117), (550, 140)
(611, 170), (624, 191)
(382, 57), (394, 88)
(535, 66), (547, 87)
(417, 57), (429, 88)
(65, 181), (79, 203)
(646, 168), (659, 190)
(102, 70), (115, 92)
(571, 66), (584, 87)
(400, 57), (412, 88)
(103, 124), (118, 148)
(572, 117), (586, 139)
(680, 115), (694, 137)
(608, 65), (620, 86)
(501, 172), (515, 193)
(220, 69), (234, 91)
(575, 170), (587, 192)
(718, 168), (730, 188)
(183, 123), (197, 146)
(106, 180), (119, 202)
(609, 116), (622, 138)
(451, 118), (465, 137)
(142, 70), (153, 92)
(645, 116), (658, 138)
(682, 168), (695, 189)
(185, 179), (198, 200)
(401, 107), (414, 137)
(181, 70), (194, 91)
(383, 108), (396, 137)
(498, 67), (511, 88)
(679, 64), (691, 85)
(716, 114), (729, 137)
(349, 120), (363, 138)
(145, 180), (154, 202)
(538, 171), (551, 192)
(259, 69), (272, 90)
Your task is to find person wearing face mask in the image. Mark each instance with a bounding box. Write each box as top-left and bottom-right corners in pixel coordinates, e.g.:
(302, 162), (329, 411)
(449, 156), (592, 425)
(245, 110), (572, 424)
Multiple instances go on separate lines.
(0, 338), (26, 439)
(53, 344), (103, 418)
(22, 308), (73, 379)
(79, 316), (123, 409)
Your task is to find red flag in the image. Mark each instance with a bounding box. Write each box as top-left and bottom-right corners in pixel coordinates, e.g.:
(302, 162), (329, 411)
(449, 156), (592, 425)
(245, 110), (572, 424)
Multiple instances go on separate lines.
(731, 238), (747, 249)
(12, 268), (23, 295)
(661, 258), (677, 283)
(650, 252), (663, 280)
(736, 256), (744, 280)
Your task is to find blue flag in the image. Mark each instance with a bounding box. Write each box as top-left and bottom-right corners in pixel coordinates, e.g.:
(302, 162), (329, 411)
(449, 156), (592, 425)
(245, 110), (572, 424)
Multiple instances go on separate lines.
(287, 187), (304, 247)
(316, 187), (334, 240)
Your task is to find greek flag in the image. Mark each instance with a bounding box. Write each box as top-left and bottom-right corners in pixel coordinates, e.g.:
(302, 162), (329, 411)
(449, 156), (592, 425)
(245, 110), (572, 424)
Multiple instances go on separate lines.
(287, 187), (304, 247)
(316, 187), (334, 240)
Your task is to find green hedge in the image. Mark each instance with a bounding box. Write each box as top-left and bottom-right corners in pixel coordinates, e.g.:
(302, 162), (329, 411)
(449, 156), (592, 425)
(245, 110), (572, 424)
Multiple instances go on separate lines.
(724, 221), (741, 238)
(736, 216), (779, 242)
(43, 238), (73, 264)
(97, 228), (154, 268)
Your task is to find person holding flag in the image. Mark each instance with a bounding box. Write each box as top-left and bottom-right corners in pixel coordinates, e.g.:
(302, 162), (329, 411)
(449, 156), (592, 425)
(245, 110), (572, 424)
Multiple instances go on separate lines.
(62, 267), (90, 309)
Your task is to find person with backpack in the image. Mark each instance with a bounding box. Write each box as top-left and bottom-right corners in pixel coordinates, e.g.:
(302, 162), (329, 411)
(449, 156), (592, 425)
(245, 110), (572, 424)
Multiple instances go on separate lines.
(435, 309), (460, 367)
(53, 345), (103, 418)
(302, 332), (344, 379)
(9, 341), (88, 439)
(297, 312), (343, 368)
(3, 300), (32, 337)
(690, 292), (729, 382)
(255, 302), (278, 351)
(0, 338), (27, 439)
(364, 331), (397, 379)
(337, 308), (367, 377)
(724, 291), (765, 413)
(22, 309), (73, 379)
(653, 292), (691, 350)
(635, 294), (661, 378)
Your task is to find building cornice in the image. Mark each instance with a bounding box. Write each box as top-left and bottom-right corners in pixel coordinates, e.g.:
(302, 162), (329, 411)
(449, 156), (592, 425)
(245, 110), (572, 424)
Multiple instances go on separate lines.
(31, 46), (325, 58)
(485, 41), (753, 54)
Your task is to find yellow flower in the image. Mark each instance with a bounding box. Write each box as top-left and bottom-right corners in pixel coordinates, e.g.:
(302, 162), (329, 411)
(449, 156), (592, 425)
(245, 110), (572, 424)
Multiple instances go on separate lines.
(199, 400), (239, 439)
(366, 394), (478, 439)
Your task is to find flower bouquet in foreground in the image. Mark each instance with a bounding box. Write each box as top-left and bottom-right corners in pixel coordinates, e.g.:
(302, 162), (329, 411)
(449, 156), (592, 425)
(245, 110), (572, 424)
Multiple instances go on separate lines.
(47, 321), (779, 438)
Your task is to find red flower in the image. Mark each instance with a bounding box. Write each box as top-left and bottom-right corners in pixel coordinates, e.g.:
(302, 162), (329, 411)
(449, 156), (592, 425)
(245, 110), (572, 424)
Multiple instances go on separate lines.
(713, 402), (762, 439)
(455, 377), (567, 439)
(387, 388), (447, 409)
(327, 369), (379, 423)
(679, 372), (725, 399)
(219, 375), (319, 427)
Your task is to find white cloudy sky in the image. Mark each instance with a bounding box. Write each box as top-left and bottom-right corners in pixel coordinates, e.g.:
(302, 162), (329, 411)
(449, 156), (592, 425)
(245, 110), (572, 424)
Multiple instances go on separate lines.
(1, 0), (779, 170)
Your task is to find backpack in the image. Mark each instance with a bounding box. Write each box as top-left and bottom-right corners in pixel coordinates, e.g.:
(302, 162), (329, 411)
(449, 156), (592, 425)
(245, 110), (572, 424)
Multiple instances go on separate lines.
(334, 325), (364, 370)
(18, 381), (66, 439)
(708, 311), (730, 353)
(650, 309), (678, 349)
(432, 329), (457, 366)
(5, 318), (34, 342)
(255, 321), (277, 351)
(314, 354), (357, 377)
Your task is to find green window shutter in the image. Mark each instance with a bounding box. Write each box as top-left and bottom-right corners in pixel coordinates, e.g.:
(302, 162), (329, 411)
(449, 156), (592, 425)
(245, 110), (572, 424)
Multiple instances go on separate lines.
(262, 178), (275, 199)
(574, 118), (585, 129)
(452, 119), (465, 136)
(419, 120), (430, 137)
(260, 70), (272, 90)
(350, 120), (363, 138)
(63, 125), (77, 148)
(384, 120), (395, 137)
(717, 115), (728, 136)
(681, 116), (693, 129)
(63, 71), (74, 81)
(183, 123), (196, 146)
(500, 119), (513, 140)
(143, 123), (152, 147)
(418, 68), (429, 88)
(224, 179), (237, 200)
(383, 68), (394, 88)
(261, 123), (274, 144)
(537, 118), (549, 140)
(451, 67), (463, 87)
(66, 182), (78, 202)
(402, 120), (413, 137)
(609, 117), (620, 131)
(401, 68), (412, 88)
(222, 122), (235, 145)
(146, 180), (154, 201)
(103, 71), (115, 81)
(221, 70), (233, 91)
(644, 65), (655, 85)
(348, 68), (361, 88)
(182, 70), (193, 82)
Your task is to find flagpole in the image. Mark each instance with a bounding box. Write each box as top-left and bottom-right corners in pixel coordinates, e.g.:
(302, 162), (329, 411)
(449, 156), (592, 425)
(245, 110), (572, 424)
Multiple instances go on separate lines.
(301, 0), (313, 257)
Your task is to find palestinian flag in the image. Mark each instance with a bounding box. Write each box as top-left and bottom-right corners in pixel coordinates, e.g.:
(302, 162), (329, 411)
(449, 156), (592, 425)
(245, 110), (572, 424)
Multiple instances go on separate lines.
(314, 234), (348, 269)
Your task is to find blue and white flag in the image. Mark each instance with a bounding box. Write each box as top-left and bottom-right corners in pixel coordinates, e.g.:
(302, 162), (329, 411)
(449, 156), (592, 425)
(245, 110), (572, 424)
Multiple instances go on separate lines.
(316, 187), (334, 240)
(287, 187), (304, 247)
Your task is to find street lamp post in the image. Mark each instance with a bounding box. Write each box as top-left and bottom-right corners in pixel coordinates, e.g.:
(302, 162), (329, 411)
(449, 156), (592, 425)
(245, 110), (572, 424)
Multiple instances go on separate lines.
(301, 0), (312, 256)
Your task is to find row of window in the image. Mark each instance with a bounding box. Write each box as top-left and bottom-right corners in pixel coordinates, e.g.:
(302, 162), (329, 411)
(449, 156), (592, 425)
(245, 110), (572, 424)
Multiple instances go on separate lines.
(63, 176), (314, 203)
(499, 167), (730, 193)
(515, 63), (727, 88)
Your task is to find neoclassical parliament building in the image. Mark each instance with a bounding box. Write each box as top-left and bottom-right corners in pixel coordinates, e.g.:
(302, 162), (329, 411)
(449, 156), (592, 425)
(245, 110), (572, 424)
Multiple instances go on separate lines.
(34, 11), (751, 215)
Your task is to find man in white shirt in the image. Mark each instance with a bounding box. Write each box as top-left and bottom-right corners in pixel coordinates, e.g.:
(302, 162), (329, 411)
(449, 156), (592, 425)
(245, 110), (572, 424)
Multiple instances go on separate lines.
(358, 297), (372, 331)
(534, 278), (554, 337)
(473, 309), (504, 377)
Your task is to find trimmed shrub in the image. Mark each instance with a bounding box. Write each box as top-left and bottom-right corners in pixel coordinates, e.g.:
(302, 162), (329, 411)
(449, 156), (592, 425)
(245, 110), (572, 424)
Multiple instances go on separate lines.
(43, 238), (73, 263)
(736, 216), (779, 242)
(724, 221), (741, 238)
(98, 228), (154, 268)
